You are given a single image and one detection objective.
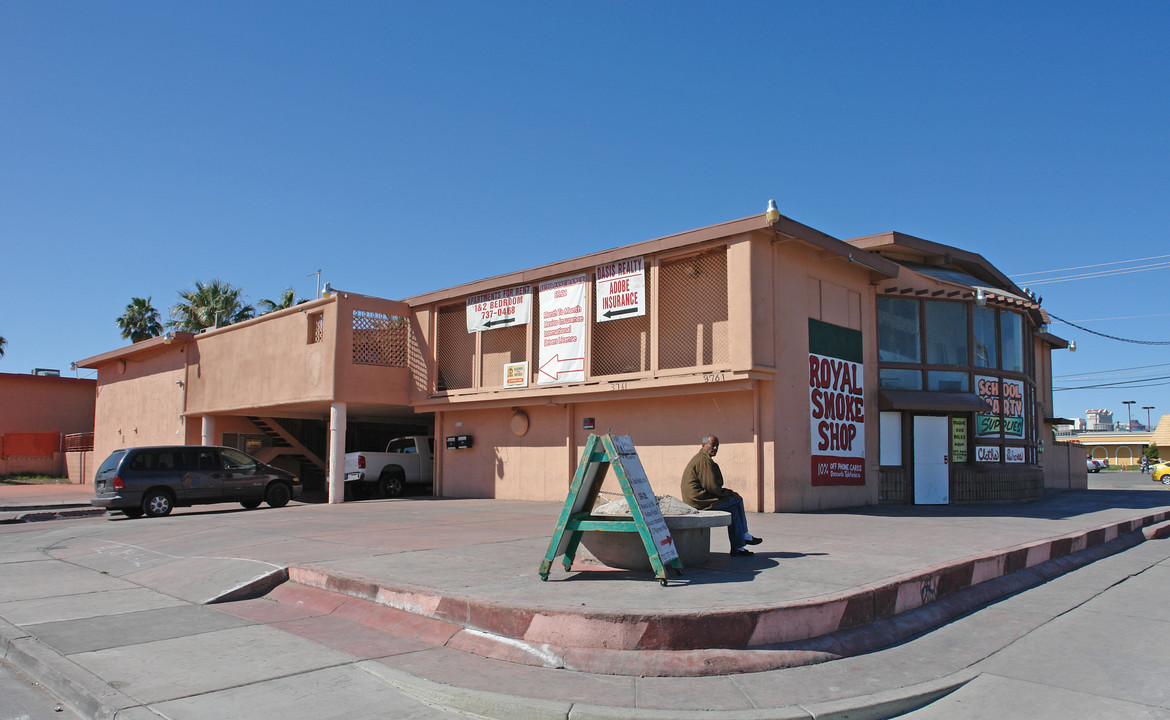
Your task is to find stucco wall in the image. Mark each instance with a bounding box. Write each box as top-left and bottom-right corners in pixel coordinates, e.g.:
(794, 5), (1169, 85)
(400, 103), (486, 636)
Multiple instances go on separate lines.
(436, 390), (758, 504)
(184, 301), (338, 415)
(0, 373), (95, 435)
(92, 347), (189, 471)
(768, 239), (879, 511)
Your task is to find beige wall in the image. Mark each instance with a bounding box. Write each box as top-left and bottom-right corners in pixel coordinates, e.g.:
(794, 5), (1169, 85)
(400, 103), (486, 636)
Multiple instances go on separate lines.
(91, 347), (189, 472)
(0, 373), (96, 436)
(426, 232), (879, 512)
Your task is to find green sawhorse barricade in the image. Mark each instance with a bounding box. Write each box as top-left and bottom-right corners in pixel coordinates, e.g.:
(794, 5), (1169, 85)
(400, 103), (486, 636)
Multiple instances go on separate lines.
(539, 433), (684, 586)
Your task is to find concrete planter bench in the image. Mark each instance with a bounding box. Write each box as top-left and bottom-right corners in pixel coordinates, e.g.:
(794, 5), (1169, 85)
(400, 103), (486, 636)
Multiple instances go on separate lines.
(578, 496), (731, 571)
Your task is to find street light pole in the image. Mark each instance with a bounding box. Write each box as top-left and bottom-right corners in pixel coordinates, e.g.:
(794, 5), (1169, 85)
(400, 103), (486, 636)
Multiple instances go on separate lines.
(1123, 400), (1135, 431)
(1143, 406), (1154, 431)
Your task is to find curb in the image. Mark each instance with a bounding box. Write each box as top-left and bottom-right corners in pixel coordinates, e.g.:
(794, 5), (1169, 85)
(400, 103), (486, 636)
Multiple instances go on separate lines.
(358, 659), (976, 720)
(287, 511), (1168, 677)
(0, 507), (106, 524)
(0, 618), (139, 720)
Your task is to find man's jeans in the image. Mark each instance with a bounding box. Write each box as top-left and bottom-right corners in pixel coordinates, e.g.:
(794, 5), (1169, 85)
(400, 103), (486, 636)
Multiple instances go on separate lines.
(711, 496), (749, 550)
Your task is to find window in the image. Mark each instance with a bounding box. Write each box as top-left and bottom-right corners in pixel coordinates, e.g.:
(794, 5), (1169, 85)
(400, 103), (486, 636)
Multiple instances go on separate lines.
(880, 412), (903, 465)
(973, 306), (997, 368)
(877, 297), (921, 363)
(928, 371), (969, 392)
(880, 368), (922, 390)
(924, 302), (967, 365)
(1000, 312), (1023, 372)
(221, 449), (257, 471)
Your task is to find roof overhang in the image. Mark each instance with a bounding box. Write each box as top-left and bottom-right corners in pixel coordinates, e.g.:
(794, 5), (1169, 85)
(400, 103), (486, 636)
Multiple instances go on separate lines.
(76, 332), (196, 369)
(403, 212), (898, 306)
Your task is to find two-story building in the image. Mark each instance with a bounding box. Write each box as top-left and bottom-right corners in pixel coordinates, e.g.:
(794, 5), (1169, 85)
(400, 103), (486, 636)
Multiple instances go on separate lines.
(78, 209), (1083, 511)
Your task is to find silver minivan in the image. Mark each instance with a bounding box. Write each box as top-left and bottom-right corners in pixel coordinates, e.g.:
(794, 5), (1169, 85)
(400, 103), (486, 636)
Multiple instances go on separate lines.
(91, 446), (302, 518)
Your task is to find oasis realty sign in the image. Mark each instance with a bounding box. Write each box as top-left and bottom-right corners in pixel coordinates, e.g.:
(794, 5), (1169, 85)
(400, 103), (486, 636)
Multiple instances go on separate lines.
(808, 319), (865, 486)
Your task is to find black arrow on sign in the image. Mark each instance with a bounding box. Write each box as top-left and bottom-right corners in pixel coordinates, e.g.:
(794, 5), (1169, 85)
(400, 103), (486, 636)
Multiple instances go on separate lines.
(484, 318), (517, 328)
(603, 308), (639, 319)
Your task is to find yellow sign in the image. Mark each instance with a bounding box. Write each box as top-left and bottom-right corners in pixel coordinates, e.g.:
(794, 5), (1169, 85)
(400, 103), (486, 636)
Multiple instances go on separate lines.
(951, 418), (968, 463)
(504, 361), (528, 388)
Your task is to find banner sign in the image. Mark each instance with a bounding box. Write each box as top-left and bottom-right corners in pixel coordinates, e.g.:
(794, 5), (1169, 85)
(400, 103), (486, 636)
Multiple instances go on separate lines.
(951, 417), (968, 463)
(466, 284), (532, 333)
(975, 376), (1025, 437)
(808, 319), (865, 486)
(975, 445), (1001, 463)
(538, 274), (587, 385)
(595, 257), (645, 322)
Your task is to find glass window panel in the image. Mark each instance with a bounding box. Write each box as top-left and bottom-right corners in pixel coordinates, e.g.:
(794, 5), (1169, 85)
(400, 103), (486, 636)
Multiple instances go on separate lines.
(877, 297), (921, 363)
(1000, 312), (1023, 372)
(927, 371), (970, 392)
(880, 412), (902, 465)
(973, 306), (997, 368)
(924, 301), (968, 365)
(880, 368), (922, 390)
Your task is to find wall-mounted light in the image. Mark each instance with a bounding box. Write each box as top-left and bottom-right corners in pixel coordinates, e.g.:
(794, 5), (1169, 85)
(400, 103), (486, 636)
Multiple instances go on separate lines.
(975, 288), (986, 306)
(1069, 340), (1077, 352)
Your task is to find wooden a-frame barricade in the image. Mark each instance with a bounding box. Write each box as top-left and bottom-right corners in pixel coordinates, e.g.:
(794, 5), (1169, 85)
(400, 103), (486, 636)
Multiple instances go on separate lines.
(539, 433), (683, 586)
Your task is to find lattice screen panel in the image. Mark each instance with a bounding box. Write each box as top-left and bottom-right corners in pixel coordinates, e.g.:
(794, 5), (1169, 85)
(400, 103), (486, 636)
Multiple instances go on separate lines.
(352, 310), (410, 367)
(658, 248), (729, 369)
(481, 323), (527, 389)
(435, 305), (475, 391)
(592, 286), (651, 377)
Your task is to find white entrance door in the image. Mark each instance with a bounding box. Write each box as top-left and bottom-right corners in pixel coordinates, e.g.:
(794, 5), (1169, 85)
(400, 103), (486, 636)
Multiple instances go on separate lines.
(913, 416), (949, 505)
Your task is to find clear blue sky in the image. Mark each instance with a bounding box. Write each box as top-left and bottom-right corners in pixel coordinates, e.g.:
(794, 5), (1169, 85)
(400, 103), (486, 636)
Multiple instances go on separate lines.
(3, 2), (1168, 428)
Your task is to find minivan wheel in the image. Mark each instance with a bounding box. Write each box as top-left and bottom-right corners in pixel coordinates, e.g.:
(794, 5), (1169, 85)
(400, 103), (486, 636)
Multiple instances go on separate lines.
(143, 490), (173, 518)
(265, 482), (292, 508)
(379, 471), (405, 498)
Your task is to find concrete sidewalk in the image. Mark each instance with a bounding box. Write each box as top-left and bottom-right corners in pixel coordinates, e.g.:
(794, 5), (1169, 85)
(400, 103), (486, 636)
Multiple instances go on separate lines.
(2, 488), (1169, 718)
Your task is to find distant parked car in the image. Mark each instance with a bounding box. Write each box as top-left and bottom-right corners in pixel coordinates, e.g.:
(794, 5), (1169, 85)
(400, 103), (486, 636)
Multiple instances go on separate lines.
(91, 446), (302, 518)
(1086, 458), (1102, 473)
(1153, 462), (1170, 485)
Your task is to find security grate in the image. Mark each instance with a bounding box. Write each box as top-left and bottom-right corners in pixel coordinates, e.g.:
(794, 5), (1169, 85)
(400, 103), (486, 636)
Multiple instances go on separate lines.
(658, 248), (729, 369)
(308, 312), (324, 344)
(592, 284), (651, 377)
(352, 310), (410, 367)
(435, 305), (475, 391)
(481, 323), (526, 389)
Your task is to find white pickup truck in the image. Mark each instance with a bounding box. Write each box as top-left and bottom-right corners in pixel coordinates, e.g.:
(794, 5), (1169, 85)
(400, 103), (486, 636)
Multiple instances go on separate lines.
(344, 436), (434, 498)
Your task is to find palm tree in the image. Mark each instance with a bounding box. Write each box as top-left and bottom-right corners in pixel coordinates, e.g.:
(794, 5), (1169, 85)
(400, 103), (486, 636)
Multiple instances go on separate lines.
(0, 334), (6, 359)
(116, 297), (163, 342)
(169, 279), (255, 332)
(258, 288), (308, 315)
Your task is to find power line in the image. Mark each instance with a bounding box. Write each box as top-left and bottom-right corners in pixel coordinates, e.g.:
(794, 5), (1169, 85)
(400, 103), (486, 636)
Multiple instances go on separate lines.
(1055, 377), (1170, 391)
(1011, 253), (1170, 277)
(1048, 312), (1170, 345)
(1055, 361), (1170, 379)
(1022, 260), (1170, 286)
(1075, 313), (1170, 323)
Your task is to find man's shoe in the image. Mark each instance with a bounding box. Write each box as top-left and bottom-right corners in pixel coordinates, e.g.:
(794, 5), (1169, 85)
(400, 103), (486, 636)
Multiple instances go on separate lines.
(745, 537), (763, 546)
(730, 548), (754, 557)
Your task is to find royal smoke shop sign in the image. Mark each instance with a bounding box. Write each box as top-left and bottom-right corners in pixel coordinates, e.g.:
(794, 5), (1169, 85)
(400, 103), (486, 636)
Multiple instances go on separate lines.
(808, 319), (865, 486)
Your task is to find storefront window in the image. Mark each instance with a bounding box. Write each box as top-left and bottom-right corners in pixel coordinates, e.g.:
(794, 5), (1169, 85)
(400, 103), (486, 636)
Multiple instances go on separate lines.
(1001, 312), (1023, 372)
(927, 371), (969, 392)
(973, 305), (997, 368)
(880, 368), (922, 390)
(878, 297), (921, 363)
(924, 301), (967, 366)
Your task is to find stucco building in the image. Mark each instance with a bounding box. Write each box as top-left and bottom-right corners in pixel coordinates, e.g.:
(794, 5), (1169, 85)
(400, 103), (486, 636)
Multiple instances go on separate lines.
(77, 210), (1084, 511)
(0, 371), (96, 480)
